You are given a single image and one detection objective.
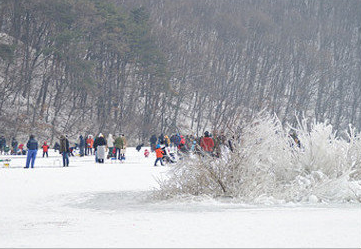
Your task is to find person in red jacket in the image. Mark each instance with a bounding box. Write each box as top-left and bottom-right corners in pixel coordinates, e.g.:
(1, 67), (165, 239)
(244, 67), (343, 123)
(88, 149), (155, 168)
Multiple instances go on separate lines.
(144, 149), (150, 158)
(154, 145), (164, 166)
(18, 143), (24, 155)
(200, 131), (214, 154)
(42, 141), (49, 158)
(86, 135), (94, 155)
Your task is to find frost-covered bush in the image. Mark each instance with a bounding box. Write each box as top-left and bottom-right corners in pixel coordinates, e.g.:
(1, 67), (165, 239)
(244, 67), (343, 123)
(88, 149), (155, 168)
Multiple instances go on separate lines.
(155, 114), (361, 203)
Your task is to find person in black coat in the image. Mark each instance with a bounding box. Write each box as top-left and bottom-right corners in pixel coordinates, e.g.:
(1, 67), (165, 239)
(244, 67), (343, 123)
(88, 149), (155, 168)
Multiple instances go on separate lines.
(136, 143), (144, 152)
(54, 142), (60, 152)
(93, 134), (106, 163)
(158, 134), (165, 145)
(79, 135), (85, 156)
(60, 135), (70, 167)
(0, 136), (6, 155)
(11, 137), (18, 155)
(25, 135), (38, 168)
(150, 134), (157, 152)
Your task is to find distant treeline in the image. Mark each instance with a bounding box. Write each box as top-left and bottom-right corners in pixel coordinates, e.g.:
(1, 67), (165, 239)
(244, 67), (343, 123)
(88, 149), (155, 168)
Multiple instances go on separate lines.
(0, 0), (361, 144)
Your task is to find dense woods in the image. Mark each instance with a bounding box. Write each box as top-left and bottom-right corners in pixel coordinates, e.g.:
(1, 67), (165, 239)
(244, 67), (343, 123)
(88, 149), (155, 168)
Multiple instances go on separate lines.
(0, 0), (361, 144)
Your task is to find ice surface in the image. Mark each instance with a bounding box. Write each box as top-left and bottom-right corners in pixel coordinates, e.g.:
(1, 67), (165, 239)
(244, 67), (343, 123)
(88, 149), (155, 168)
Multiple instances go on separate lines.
(0, 148), (360, 247)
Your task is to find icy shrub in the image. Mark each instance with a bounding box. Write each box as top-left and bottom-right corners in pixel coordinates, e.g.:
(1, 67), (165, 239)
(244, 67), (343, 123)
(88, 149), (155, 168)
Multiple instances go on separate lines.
(155, 114), (361, 203)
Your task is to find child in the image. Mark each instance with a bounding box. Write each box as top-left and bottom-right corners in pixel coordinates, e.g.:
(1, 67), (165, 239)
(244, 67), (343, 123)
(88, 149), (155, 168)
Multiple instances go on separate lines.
(86, 135), (94, 155)
(144, 149), (150, 158)
(4, 145), (10, 155)
(154, 145), (164, 166)
(42, 142), (49, 157)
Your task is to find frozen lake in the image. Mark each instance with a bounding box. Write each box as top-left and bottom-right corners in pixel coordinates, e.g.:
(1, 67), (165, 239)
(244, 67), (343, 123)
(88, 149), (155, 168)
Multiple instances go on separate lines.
(1, 148), (360, 247)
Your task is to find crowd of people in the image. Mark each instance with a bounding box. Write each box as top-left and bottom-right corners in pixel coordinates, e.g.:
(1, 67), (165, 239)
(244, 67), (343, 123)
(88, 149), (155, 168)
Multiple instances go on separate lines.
(0, 133), (128, 168)
(0, 136), (25, 156)
(0, 130), (238, 168)
(147, 131), (235, 166)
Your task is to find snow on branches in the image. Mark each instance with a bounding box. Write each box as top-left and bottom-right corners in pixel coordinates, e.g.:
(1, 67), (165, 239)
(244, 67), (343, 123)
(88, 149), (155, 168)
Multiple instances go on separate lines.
(155, 113), (361, 204)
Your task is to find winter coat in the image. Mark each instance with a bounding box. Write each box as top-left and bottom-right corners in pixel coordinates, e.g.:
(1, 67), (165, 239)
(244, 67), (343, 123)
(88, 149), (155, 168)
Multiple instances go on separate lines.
(11, 139), (18, 148)
(170, 135), (175, 143)
(79, 136), (85, 148)
(155, 148), (164, 158)
(144, 149), (150, 157)
(114, 137), (122, 149)
(42, 143), (49, 152)
(60, 136), (70, 153)
(174, 135), (181, 146)
(200, 137), (214, 152)
(158, 134), (165, 144)
(86, 138), (94, 148)
(120, 136), (127, 149)
(180, 136), (185, 145)
(136, 143), (144, 151)
(53, 142), (60, 151)
(150, 135), (157, 144)
(94, 136), (106, 150)
(26, 138), (38, 150)
(107, 134), (114, 148)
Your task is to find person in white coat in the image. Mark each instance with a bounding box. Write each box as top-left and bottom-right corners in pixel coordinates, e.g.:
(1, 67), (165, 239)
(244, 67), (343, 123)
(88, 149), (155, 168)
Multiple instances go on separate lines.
(107, 134), (115, 158)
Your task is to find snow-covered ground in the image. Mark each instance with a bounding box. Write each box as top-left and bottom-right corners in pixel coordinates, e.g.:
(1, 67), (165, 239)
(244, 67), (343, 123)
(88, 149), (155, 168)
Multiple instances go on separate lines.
(0, 148), (360, 248)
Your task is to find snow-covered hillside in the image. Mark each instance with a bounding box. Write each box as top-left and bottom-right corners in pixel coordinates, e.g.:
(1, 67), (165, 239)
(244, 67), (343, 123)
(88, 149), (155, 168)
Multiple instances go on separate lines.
(0, 148), (360, 247)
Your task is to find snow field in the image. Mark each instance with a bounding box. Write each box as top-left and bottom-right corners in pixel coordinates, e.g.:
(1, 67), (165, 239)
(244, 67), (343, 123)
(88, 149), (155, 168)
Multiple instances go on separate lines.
(0, 148), (360, 247)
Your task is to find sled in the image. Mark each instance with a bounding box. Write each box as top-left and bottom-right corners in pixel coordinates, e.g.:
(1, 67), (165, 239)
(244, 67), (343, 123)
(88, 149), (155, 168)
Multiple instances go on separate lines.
(0, 158), (11, 167)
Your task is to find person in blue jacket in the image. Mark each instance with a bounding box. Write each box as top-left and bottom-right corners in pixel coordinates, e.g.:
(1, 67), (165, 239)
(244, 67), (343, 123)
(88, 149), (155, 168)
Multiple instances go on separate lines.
(25, 135), (38, 168)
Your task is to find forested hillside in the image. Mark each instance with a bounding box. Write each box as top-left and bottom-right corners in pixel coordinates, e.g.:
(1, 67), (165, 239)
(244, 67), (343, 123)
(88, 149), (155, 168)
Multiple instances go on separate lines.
(1, 0), (361, 144)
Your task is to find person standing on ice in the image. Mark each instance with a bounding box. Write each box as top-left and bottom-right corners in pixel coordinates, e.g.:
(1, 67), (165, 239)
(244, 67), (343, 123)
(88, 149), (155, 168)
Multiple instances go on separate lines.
(174, 133), (182, 149)
(86, 135), (94, 155)
(24, 135), (38, 168)
(200, 131), (214, 155)
(107, 134), (115, 158)
(0, 135), (6, 155)
(94, 133), (106, 163)
(11, 137), (18, 155)
(154, 144), (164, 166)
(170, 134), (176, 148)
(79, 135), (85, 157)
(114, 134), (122, 160)
(42, 141), (49, 158)
(158, 133), (165, 145)
(119, 134), (127, 161)
(212, 130), (222, 158)
(59, 135), (70, 167)
(164, 135), (170, 147)
(149, 134), (157, 152)
(53, 142), (60, 152)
